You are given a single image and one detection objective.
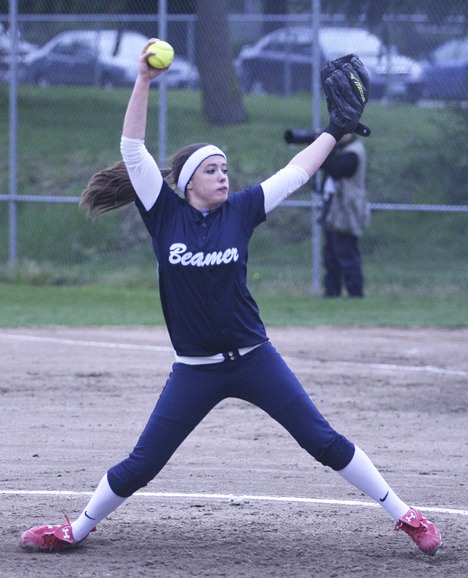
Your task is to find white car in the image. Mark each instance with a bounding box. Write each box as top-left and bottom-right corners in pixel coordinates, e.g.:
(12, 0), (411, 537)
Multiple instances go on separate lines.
(236, 26), (425, 102)
(20, 29), (198, 89)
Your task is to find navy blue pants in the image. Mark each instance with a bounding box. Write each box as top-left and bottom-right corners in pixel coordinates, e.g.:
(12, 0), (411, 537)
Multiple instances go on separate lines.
(323, 228), (364, 297)
(108, 342), (355, 497)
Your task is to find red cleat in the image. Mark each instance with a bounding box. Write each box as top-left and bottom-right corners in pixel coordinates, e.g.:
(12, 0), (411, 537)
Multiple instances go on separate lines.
(20, 513), (94, 552)
(395, 507), (442, 556)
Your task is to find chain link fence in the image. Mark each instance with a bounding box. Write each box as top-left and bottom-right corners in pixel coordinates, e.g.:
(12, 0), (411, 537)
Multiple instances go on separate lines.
(1, 1), (467, 297)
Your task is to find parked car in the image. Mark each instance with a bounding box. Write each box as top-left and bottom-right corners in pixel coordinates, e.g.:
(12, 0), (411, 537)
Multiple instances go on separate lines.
(422, 36), (467, 101)
(235, 26), (425, 102)
(19, 29), (198, 89)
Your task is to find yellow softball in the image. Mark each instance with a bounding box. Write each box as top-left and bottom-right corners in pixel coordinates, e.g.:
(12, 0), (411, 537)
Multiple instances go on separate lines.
(146, 40), (174, 69)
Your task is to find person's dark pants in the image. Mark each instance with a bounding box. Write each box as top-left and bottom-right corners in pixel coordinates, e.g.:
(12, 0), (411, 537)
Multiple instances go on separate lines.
(323, 228), (364, 297)
(107, 342), (355, 497)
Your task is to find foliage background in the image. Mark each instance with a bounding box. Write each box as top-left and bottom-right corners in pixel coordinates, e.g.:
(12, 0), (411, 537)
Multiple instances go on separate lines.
(1, 0), (467, 306)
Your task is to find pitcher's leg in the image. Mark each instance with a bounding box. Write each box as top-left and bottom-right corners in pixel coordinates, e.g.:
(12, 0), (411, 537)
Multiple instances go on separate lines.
(71, 474), (125, 542)
(108, 362), (226, 497)
(338, 446), (442, 555)
(234, 343), (354, 470)
(232, 344), (442, 556)
(21, 363), (227, 551)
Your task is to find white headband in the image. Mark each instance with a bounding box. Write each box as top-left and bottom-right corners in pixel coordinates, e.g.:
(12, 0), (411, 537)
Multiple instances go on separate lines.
(177, 145), (226, 193)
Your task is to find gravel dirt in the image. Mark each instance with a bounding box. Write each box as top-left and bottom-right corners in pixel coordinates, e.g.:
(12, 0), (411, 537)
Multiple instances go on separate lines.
(1, 326), (467, 577)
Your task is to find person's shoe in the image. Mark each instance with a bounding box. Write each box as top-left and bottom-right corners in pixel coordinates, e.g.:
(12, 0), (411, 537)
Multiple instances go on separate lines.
(20, 513), (93, 552)
(395, 507), (442, 556)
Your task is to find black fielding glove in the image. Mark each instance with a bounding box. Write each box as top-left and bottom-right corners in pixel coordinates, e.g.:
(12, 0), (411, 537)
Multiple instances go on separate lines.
(321, 54), (371, 140)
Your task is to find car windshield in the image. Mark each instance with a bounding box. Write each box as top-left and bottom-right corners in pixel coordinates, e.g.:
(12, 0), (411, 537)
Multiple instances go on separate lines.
(96, 31), (144, 59)
(433, 38), (468, 63)
(265, 27), (385, 60)
(320, 28), (383, 59)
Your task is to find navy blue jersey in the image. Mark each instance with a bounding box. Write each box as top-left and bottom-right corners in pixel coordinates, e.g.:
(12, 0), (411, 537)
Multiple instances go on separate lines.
(136, 181), (268, 356)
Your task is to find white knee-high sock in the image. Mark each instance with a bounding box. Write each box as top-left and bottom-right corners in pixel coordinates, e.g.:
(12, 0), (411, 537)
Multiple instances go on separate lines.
(338, 446), (409, 520)
(71, 474), (127, 542)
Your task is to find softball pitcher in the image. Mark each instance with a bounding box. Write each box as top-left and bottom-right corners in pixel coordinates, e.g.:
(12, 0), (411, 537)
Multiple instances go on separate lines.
(20, 39), (442, 557)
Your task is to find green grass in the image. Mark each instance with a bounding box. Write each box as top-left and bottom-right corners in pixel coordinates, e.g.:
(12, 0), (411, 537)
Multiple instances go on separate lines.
(0, 283), (164, 327)
(0, 283), (465, 328)
(0, 86), (467, 303)
(1, 86), (465, 201)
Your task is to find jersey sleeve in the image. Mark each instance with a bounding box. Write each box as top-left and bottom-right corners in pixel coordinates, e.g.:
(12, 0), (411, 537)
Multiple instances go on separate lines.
(135, 179), (183, 240)
(261, 164), (310, 213)
(120, 136), (163, 211)
(228, 184), (267, 231)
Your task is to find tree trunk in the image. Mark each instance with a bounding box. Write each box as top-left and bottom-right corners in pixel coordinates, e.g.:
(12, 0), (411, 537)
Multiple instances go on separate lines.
(195, 0), (247, 126)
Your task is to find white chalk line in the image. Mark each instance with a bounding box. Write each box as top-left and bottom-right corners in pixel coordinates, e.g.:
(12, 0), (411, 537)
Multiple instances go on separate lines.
(0, 332), (173, 353)
(2, 489), (466, 517)
(1, 332), (467, 376)
(284, 357), (468, 376)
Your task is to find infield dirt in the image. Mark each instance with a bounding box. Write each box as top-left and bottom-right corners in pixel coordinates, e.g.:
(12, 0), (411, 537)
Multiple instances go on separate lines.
(1, 326), (467, 577)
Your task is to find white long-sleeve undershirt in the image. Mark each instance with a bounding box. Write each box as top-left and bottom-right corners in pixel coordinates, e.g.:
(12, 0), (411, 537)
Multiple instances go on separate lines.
(120, 136), (310, 213)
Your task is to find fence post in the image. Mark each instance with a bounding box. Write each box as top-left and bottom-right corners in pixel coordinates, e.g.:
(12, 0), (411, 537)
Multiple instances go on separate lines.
(158, 0), (168, 165)
(311, 0), (322, 294)
(8, 0), (18, 267)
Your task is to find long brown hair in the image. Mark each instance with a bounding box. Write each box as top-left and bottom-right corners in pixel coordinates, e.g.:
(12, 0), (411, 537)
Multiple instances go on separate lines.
(80, 142), (212, 217)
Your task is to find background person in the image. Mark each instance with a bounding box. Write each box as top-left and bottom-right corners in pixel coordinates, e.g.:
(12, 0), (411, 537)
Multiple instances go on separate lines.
(320, 133), (370, 298)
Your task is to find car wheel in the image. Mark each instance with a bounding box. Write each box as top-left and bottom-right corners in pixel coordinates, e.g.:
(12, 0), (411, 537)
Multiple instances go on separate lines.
(240, 67), (266, 94)
(36, 75), (50, 87)
(405, 84), (423, 104)
(100, 74), (115, 89)
(250, 79), (267, 95)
